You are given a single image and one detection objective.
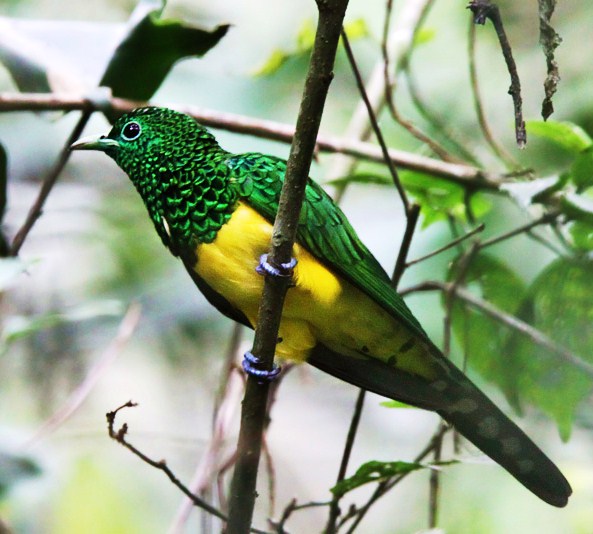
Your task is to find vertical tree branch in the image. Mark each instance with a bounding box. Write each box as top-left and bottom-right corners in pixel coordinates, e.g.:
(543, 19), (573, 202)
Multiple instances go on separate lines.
(341, 30), (409, 212)
(225, 1), (350, 532)
(468, 0), (526, 148)
(324, 388), (366, 533)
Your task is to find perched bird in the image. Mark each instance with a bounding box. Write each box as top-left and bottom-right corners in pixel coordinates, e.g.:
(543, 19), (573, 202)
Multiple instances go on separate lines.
(72, 106), (571, 507)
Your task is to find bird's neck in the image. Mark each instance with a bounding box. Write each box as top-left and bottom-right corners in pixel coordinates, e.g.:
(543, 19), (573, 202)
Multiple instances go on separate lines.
(132, 147), (239, 259)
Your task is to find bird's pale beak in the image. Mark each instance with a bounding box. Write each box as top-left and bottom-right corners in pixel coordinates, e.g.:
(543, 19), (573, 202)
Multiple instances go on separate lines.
(70, 135), (119, 152)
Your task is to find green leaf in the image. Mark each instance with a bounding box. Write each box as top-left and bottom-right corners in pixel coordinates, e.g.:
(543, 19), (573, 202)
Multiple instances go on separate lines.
(100, 2), (229, 101)
(254, 17), (367, 77)
(252, 49), (289, 77)
(296, 18), (316, 52)
(570, 147), (593, 191)
(343, 18), (369, 41)
(526, 120), (592, 153)
(569, 221), (593, 251)
(447, 254), (527, 409)
(331, 460), (444, 498)
(504, 258), (593, 440)
(379, 399), (413, 409)
(401, 172), (490, 227)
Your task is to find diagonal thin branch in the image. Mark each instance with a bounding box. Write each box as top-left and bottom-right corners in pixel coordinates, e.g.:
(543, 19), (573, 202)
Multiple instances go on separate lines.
(10, 109), (92, 255)
(106, 402), (271, 534)
(341, 29), (409, 213)
(401, 280), (593, 379)
(0, 92), (501, 189)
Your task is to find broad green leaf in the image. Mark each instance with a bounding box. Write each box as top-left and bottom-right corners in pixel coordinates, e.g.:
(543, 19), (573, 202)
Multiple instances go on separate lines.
(569, 221), (593, 251)
(570, 147), (593, 191)
(100, 2), (229, 101)
(504, 258), (593, 440)
(401, 172), (490, 227)
(331, 460), (445, 498)
(526, 120), (592, 153)
(447, 254), (527, 408)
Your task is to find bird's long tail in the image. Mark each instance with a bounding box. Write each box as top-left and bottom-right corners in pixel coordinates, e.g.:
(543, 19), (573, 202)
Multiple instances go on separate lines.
(308, 344), (572, 507)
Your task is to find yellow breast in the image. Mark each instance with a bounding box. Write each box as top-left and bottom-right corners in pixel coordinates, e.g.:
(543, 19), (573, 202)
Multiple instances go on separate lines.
(193, 201), (426, 374)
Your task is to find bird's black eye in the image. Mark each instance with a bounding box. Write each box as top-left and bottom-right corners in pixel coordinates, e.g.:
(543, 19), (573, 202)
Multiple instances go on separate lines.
(121, 121), (142, 141)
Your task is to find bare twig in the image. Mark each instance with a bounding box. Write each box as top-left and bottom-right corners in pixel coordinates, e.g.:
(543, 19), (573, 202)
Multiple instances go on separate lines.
(467, 16), (518, 166)
(428, 423), (444, 528)
(324, 388), (366, 534)
(341, 29), (409, 212)
(106, 402), (270, 534)
(479, 211), (560, 249)
(391, 204), (421, 285)
(381, 0), (458, 163)
(326, 0), (437, 194)
(226, 2), (350, 532)
(403, 64), (481, 166)
(538, 0), (562, 120)
(468, 0), (526, 148)
(272, 499), (329, 533)
(406, 223), (485, 267)
(10, 109), (92, 255)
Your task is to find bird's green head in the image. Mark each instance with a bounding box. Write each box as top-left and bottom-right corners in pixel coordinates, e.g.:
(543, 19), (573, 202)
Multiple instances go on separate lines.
(71, 107), (222, 181)
(72, 107), (236, 252)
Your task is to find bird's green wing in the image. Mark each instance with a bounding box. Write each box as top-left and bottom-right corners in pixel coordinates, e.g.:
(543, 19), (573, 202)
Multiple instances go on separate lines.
(225, 153), (428, 341)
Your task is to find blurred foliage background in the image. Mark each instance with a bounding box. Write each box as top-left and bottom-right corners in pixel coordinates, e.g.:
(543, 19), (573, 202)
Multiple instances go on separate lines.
(0, 0), (592, 532)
